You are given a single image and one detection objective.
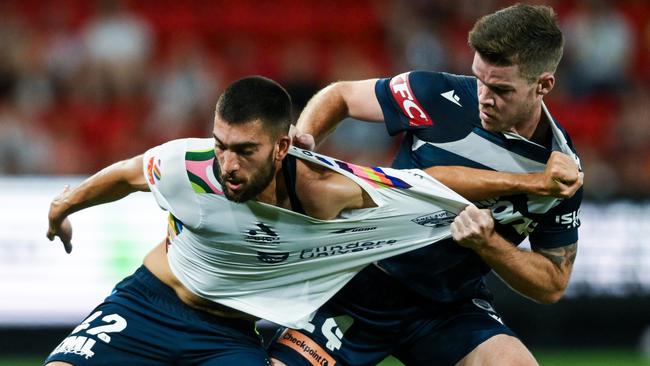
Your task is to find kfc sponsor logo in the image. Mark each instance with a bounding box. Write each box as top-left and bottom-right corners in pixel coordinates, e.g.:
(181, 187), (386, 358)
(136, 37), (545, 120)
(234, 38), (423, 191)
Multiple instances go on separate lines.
(389, 72), (433, 126)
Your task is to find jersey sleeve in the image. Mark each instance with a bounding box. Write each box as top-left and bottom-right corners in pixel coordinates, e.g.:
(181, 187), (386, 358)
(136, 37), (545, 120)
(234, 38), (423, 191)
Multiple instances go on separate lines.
(142, 139), (202, 228)
(374, 71), (477, 136)
(529, 188), (583, 249)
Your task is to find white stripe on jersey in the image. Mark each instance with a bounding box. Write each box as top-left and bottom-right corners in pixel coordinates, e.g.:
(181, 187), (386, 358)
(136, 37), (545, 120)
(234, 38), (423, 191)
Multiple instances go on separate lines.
(412, 132), (546, 173)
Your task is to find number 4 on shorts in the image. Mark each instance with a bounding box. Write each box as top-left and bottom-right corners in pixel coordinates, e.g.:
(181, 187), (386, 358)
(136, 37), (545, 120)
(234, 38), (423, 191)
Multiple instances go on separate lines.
(322, 315), (353, 351)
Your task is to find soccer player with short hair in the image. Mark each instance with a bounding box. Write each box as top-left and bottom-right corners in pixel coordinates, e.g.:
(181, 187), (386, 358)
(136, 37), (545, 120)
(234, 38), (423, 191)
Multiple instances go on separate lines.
(270, 4), (582, 366)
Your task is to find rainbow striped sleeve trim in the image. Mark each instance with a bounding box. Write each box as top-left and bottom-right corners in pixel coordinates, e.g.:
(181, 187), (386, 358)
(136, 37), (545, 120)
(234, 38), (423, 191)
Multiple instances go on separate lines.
(334, 160), (411, 189)
(167, 213), (184, 242)
(185, 149), (223, 195)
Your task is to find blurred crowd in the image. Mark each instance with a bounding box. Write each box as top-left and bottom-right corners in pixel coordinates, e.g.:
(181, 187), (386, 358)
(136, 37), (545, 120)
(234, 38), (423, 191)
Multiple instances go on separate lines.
(0, 0), (648, 200)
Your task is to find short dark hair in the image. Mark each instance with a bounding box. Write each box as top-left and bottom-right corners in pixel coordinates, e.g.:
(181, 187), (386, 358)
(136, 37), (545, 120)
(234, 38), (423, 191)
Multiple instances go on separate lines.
(468, 4), (564, 82)
(215, 76), (292, 137)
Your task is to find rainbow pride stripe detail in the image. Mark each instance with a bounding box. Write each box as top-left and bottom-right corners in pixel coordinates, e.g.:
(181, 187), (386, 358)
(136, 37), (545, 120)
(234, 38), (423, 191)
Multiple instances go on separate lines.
(185, 149), (223, 195)
(146, 156), (159, 185)
(334, 160), (411, 189)
(167, 213), (183, 244)
(316, 156), (333, 166)
(153, 161), (161, 180)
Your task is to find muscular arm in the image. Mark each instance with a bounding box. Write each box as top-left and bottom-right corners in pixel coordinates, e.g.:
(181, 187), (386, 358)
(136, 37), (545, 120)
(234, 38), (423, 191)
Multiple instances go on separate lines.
(451, 206), (577, 303)
(297, 80), (581, 201)
(46, 155), (149, 252)
(478, 236), (576, 304)
(296, 79), (382, 146)
(424, 151), (583, 200)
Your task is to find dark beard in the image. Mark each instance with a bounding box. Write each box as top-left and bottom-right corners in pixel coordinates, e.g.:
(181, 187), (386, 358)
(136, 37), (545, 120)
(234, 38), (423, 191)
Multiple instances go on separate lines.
(222, 153), (277, 203)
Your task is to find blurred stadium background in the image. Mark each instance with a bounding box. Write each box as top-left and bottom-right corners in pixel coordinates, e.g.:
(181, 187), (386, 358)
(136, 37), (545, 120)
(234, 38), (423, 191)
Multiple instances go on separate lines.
(0, 0), (649, 365)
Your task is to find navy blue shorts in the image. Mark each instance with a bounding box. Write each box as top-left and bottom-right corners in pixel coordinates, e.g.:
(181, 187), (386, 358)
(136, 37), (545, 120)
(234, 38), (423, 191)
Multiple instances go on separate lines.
(45, 265), (270, 365)
(269, 265), (515, 366)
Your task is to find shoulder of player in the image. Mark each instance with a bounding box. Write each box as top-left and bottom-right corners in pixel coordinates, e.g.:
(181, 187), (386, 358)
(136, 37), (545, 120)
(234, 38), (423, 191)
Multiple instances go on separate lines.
(294, 159), (364, 219)
(154, 137), (220, 198)
(382, 71), (478, 123)
(155, 137), (213, 151)
(404, 71), (476, 98)
(148, 137), (214, 165)
(295, 159), (358, 195)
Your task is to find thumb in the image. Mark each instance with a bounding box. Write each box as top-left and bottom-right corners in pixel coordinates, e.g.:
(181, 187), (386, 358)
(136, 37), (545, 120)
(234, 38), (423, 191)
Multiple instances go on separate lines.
(63, 240), (73, 254)
(60, 218), (73, 254)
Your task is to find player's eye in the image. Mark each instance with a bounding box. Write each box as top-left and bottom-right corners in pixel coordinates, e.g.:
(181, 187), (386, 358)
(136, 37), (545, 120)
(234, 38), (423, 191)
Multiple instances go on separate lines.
(491, 86), (512, 95)
(239, 149), (255, 157)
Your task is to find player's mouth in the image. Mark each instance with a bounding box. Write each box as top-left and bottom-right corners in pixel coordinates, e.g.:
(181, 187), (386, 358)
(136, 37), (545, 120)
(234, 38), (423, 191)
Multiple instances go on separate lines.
(479, 109), (494, 122)
(222, 175), (245, 191)
(225, 180), (243, 191)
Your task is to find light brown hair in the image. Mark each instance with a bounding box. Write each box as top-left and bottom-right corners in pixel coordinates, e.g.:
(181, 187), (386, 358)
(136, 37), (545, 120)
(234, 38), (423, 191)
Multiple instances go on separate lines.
(468, 4), (564, 82)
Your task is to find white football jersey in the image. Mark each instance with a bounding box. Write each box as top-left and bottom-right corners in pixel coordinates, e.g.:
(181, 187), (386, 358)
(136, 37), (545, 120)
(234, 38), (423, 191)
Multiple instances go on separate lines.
(143, 138), (470, 328)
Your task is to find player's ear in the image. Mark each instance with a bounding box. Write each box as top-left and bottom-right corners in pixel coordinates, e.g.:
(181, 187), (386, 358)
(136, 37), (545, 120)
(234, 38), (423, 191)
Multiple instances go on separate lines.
(275, 134), (291, 160)
(537, 72), (555, 96)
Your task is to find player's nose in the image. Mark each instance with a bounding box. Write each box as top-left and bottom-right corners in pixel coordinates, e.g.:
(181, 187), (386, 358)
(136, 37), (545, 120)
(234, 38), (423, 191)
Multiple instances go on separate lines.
(221, 151), (240, 173)
(477, 83), (494, 107)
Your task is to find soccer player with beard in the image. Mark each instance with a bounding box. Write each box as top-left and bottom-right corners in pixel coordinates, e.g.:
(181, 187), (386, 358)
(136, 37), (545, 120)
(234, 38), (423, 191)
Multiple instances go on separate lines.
(44, 75), (580, 365)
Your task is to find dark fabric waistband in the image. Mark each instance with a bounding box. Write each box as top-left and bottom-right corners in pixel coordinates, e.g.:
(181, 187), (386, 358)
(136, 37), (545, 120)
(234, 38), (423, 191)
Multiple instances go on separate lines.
(129, 265), (257, 331)
(131, 265), (178, 299)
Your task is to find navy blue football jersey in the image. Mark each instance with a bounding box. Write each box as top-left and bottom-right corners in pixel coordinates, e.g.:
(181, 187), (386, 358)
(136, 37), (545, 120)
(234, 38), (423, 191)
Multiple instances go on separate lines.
(373, 71), (582, 301)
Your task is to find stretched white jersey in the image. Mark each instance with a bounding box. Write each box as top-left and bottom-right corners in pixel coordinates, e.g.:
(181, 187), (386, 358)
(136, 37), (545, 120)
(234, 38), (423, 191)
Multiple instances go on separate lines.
(143, 138), (470, 328)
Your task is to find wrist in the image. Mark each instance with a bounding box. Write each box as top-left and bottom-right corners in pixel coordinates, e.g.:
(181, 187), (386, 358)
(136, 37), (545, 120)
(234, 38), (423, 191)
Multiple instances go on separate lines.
(50, 199), (69, 219)
(472, 229), (502, 256)
(516, 172), (545, 196)
(49, 191), (76, 222)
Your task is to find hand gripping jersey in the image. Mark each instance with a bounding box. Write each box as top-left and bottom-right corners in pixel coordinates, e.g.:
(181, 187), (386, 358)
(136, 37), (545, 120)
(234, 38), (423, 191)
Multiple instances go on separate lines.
(142, 138), (470, 328)
(373, 71), (583, 301)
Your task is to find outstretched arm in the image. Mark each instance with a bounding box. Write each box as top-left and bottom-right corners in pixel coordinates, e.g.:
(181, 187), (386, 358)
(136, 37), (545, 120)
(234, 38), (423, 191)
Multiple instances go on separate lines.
(424, 151), (583, 201)
(46, 155), (149, 253)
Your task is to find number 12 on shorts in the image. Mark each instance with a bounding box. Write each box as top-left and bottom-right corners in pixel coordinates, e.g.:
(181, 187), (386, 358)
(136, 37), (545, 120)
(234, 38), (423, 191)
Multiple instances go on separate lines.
(50, 311), (128, 360)
(71, 310), (128, 343)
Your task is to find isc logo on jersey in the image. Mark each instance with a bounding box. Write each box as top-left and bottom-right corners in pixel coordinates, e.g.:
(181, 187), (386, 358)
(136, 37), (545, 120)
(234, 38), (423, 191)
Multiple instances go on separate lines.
(555, 210), (580, 228)
(390, 72), (433, 126)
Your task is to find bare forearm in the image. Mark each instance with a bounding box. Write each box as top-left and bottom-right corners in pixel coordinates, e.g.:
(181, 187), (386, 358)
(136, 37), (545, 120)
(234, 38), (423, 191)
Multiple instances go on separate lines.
(473, 234), (572, 303)
(426, 166), (544, 201)
(51, 156), (148, 219)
